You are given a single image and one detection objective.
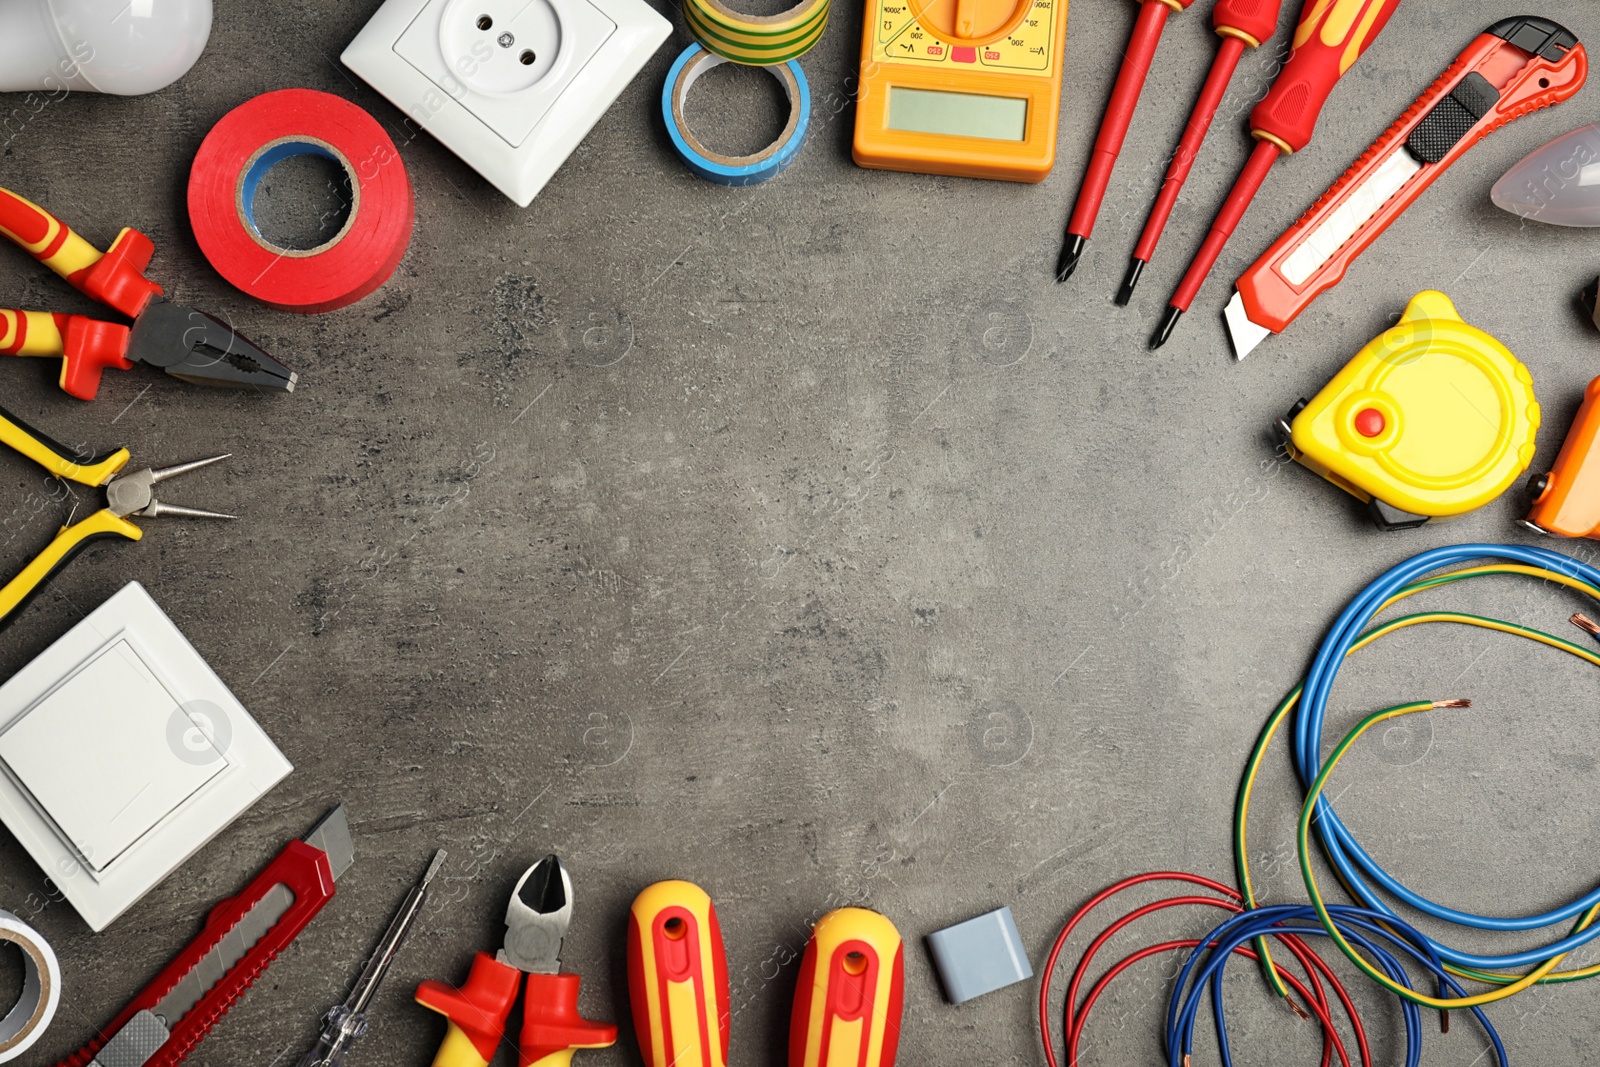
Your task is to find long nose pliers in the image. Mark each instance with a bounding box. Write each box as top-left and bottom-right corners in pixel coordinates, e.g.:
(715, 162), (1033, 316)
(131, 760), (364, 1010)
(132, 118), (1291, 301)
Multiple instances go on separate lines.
(0, 186), (297, 400)
(0, 404), (234, 630)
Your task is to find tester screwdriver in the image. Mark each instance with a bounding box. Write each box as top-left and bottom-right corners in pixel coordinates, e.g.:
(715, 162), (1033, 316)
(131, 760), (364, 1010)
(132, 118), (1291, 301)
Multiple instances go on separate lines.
(297, 849), (447, 1067)
(1055, 0), (1197, 283)
(1150, 0), (1407, 348)
(1118, 0), (1285, 304)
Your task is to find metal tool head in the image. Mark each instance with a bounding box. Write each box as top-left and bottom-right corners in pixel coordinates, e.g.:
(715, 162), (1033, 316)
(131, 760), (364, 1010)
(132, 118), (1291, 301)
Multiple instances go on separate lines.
(1224, 291), (1271, 361)
(106, 455), (236, 520)
(126, 298), (298, 392)
(500, 854), (572, 974)
(303, 804), (355, 882)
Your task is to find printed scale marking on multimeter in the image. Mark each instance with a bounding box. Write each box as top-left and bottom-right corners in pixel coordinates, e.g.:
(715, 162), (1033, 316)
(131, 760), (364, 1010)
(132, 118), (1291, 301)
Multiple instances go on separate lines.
(854, 0), (1069, 181)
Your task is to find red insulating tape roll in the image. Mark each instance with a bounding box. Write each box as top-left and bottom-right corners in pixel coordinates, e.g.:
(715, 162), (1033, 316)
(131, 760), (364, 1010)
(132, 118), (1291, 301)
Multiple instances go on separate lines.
(188, 88), (413, 314)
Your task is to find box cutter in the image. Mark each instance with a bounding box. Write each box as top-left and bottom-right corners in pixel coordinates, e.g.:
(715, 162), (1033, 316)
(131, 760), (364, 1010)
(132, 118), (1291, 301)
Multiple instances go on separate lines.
(59, 806), (353, 1067)
(1226, 16), (1587, 360)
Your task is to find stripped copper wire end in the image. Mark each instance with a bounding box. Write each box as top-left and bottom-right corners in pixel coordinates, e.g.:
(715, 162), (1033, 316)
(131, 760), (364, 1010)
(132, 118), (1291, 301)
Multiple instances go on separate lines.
(1286, 999), (1310, 1021)
(1432, 699), (1472, 709)
(1571, 612), (1600, 639)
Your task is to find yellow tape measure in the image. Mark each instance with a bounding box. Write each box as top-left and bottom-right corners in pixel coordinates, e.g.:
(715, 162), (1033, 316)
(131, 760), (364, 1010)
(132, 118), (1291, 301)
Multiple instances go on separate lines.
(1284, 291), (1541, 529)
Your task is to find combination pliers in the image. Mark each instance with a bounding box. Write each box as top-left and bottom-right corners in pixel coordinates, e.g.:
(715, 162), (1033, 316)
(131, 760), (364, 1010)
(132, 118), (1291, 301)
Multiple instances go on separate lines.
(0, 185), (296, 400)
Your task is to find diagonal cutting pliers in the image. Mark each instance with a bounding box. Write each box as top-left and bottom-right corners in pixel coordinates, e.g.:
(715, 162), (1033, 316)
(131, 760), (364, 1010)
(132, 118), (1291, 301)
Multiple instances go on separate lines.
(416, 855), (616, 1067)
(0, 403), (234, 630)
(0, 186), (297, 401)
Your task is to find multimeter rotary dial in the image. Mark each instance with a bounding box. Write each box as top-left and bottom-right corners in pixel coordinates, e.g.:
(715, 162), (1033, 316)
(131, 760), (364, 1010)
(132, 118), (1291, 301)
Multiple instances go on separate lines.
(906, 0), (1029, 47)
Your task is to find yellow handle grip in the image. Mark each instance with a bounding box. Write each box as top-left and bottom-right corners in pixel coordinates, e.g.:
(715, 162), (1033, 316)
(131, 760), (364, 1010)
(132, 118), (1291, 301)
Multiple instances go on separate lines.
(0, 404), (129, 485)
(431, 1023), (491, 1067)
(0, 186), (104, 281)
(0, 509), (142, 630)
(0, 310), (66, 357)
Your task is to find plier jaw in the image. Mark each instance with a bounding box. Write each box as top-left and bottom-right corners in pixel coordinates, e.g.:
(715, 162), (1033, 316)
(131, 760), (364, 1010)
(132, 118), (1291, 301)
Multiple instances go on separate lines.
(127, 300), (298, 393)
(105, 455), (236, 521)
(501, 854), (573, 975)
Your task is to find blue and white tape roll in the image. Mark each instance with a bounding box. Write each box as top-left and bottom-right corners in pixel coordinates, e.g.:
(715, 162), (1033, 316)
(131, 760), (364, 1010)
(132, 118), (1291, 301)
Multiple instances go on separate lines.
(663, 44), (810, 186)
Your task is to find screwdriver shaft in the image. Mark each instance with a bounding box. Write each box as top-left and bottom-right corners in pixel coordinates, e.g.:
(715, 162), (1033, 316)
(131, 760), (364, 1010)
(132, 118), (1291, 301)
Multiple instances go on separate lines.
(1123, 34), (1248, 299)
(1172, 139), (1280, 311)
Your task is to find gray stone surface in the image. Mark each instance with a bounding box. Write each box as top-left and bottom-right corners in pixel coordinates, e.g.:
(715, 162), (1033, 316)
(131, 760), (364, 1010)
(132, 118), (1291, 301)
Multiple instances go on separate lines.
(2, 1), (1600, 1064)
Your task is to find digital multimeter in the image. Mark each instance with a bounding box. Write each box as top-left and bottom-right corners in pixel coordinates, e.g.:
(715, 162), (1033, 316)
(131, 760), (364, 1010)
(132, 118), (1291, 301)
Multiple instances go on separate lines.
(852, 0), (1069, 181)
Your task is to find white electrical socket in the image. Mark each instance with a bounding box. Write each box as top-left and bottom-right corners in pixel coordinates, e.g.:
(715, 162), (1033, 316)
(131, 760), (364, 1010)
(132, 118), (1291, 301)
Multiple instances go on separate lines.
(344, 0), (669, 206)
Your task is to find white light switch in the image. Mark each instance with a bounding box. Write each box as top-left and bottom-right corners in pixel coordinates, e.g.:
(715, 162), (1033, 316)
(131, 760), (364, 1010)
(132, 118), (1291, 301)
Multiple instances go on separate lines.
(0, 583), (292, 930)
(0, 641), (223, 872)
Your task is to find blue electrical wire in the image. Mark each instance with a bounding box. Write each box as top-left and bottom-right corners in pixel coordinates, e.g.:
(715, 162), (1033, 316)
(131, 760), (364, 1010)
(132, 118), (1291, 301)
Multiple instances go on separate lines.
(1165, 903), (1509, 1067)
(1292, 544), (1600, 971)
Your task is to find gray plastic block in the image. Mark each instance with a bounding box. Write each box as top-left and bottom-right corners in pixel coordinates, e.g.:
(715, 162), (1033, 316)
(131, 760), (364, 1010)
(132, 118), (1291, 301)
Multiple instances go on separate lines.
(926, 906), (1033, 1004)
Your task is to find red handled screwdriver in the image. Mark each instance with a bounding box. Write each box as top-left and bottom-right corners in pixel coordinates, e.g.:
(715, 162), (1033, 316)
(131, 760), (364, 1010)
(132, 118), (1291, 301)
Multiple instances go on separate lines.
(1117, 0), (1285, 304)
(1149, 0), (1407, 347)
(1056, 0), (1198, 283)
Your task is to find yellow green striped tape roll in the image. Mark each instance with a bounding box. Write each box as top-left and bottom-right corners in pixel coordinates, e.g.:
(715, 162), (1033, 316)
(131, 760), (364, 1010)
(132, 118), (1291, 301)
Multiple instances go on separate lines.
(683, 0), (829, 65)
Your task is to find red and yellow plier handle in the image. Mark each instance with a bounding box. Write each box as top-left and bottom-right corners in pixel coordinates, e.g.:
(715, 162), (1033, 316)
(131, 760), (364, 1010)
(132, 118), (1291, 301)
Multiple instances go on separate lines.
(0, 405), (139, 629)
(0, 186), (165, 399)
(416, 956), (616, 1067)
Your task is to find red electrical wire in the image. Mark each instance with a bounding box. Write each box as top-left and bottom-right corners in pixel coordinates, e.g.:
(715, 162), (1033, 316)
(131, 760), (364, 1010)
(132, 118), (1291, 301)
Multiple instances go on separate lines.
(1041, 871), (1240, 1067)
(1040, 872), (1372, 1067)
(1070, 941), (1355, 1067)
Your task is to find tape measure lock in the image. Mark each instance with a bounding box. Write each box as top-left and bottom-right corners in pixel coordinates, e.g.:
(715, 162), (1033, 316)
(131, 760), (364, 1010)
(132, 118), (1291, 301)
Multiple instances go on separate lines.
(0, 911), (59, 1063)
(663, 45), (811, 186)
(188, 89), (415, 314)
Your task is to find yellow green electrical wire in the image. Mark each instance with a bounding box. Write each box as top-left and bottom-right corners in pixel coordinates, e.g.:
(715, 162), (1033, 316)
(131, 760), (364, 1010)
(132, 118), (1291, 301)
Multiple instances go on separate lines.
(1234, 561), (1600, 1003)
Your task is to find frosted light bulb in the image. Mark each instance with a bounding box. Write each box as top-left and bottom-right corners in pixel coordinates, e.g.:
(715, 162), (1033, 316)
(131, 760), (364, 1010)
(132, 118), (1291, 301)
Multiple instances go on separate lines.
(1491, 124), (1600, 228)
(0, 0), (212, 95)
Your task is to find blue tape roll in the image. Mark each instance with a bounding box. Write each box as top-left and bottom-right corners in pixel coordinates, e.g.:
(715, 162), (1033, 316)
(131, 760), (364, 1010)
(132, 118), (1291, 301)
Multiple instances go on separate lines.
(662, 44), (810, 186)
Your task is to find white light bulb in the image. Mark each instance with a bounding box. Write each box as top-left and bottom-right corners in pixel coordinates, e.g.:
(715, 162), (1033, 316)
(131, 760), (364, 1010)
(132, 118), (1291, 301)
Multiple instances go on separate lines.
(0, 0), (212, 96)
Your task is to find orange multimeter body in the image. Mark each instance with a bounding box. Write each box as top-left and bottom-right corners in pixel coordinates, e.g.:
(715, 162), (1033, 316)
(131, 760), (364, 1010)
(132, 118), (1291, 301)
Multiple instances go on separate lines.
(853, 0), (1069, 181)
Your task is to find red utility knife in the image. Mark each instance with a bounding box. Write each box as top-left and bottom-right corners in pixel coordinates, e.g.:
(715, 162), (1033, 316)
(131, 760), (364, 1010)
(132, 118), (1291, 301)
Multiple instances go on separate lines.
(59, 806), (353, 1067)
(1226, 16), (1587, 359)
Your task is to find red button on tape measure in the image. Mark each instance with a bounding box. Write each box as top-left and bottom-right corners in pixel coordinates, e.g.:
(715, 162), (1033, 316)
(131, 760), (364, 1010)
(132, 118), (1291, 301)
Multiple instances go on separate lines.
(188, 89), (413, 314)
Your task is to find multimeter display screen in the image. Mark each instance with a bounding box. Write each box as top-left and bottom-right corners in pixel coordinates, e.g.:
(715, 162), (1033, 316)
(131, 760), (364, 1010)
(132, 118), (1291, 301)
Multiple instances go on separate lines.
(887, 87), (1027, 141)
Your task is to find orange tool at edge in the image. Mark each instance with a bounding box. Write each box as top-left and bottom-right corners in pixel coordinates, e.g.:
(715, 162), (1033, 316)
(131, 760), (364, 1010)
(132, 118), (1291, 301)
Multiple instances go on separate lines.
(1525, 376), (1600, 540)
(1150, 0), (1407, 349)
(1117, 0), (1287, 304)
(1056, 0), (1199, 282)
(1225, 16), (1586, 358)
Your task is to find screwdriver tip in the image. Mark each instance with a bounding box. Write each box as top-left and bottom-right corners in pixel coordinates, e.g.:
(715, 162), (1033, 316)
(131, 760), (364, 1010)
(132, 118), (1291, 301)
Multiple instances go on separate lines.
(1055, 235), (1087, 283)
(1151, 306), (1183, 350)
(1115, 259), (1145, 306)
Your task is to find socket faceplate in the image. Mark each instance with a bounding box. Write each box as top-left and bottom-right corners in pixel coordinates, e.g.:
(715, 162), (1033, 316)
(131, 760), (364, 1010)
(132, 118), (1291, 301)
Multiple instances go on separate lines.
(345, 0), (670, 205)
